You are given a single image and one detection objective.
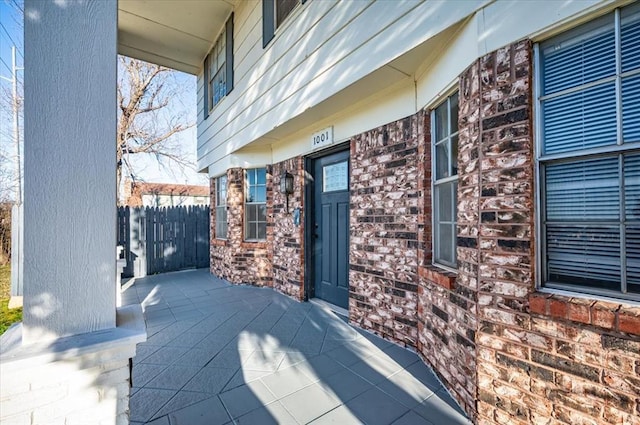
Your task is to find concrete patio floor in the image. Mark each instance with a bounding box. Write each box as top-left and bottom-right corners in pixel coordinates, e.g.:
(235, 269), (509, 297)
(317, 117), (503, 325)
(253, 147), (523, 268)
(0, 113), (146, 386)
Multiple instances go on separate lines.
(123, 269), (471, 425)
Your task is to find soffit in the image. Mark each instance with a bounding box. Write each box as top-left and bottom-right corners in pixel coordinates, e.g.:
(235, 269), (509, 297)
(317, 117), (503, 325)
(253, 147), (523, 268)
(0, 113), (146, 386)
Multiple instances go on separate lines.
(117, 0), (233, 74)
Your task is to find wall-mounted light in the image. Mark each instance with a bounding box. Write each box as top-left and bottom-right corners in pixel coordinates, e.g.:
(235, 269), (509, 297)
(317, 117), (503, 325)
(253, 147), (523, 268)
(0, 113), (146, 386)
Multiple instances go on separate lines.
(280, 170), (294, 213)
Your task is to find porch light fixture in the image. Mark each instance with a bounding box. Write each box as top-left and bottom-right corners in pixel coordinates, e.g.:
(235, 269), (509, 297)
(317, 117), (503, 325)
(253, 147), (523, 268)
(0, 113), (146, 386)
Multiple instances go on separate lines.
(280, 170), (294, 213)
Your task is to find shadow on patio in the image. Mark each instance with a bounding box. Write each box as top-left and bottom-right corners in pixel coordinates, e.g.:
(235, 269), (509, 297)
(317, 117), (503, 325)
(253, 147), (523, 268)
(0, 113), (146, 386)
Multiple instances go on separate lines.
(124, 269), (471, 425)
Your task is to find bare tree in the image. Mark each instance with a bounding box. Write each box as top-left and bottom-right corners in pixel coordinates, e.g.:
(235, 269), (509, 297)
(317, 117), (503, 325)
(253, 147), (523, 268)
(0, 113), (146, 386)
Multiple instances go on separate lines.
(117, 56), (195, 204)
(0, 54), (23, 206)
(0, 84), (19, 203)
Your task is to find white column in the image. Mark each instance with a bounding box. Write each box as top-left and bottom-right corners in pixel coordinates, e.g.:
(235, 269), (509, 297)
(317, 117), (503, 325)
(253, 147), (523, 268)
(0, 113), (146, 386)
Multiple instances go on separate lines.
(23, 0), (117, 344)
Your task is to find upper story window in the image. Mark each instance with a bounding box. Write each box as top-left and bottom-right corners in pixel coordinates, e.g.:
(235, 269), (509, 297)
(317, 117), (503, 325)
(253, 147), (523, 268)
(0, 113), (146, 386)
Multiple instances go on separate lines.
(204, 13), (234, 119)
(215, 175), (228, 239)
(262, 0), (306, 47)
(245, 168), (267, 241)
(433, 92), (459, 269)
(536, 3), (640, 301)
(276, 0), (298, 28)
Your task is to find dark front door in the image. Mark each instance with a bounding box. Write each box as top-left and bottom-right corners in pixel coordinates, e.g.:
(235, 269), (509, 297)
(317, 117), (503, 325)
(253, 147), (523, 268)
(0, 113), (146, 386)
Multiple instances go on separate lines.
(312, 149), (350, 309)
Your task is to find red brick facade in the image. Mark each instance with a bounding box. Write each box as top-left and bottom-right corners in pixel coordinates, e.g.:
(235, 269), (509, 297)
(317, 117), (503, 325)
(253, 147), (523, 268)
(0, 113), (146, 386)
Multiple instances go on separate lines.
(418, 64), (480, 413)
(124, 181), (209, 207)
(210, 168), (272, 286)
(210, 158), (305, 299)
(209, 39), (640, 424)
(428, 40), (640, 424)
(349, 114), (423, 347)
(271, 157), (305, 300)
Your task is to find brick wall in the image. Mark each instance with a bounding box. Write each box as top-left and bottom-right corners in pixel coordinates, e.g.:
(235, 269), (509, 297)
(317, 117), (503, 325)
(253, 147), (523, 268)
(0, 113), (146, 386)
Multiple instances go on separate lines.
(483, 297), (640, 425)
(209, 161), (306, 299)
(271, 157), (305, 300)
(204, 37), (640, 425)
(471, 39), (536, 424)
(462, 40), (640, 425)
(210, 168), (272, 287)
(349, 114), (423, 348)
(417, 66), (479, 416)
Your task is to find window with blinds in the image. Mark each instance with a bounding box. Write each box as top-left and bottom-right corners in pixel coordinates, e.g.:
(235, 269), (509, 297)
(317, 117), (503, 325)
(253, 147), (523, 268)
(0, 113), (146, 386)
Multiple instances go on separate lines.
(216, 175), (228, 240)
(537, 3), (640, 300)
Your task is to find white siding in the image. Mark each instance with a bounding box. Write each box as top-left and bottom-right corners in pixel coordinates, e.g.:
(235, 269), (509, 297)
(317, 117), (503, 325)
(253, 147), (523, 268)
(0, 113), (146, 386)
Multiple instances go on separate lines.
(198, 0), (619, 174)
(272, 78), (416, 164)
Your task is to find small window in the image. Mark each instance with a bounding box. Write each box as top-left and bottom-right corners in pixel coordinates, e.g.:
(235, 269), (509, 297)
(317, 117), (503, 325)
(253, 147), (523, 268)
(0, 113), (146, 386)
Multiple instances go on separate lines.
(432, 92), (459, 269)
(245, 168), (267, 241)
(216, 175), (228, 239)
(204, 13), (234, 118)
(536, 3), (640, 300)
(276, 0), (298, 28)
(323, 160), (348, 192)
(262, 0), (305, 47)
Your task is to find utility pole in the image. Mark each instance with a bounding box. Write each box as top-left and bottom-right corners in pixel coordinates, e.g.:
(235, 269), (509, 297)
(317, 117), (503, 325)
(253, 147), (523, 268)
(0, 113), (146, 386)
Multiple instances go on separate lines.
(12, 46), (21, 205)
(1, 45), (24, 308)
(1, 45), (22, 204)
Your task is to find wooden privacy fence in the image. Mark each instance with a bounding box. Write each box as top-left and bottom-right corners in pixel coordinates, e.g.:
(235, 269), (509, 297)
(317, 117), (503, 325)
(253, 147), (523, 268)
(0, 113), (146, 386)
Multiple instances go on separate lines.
(117, 206), (210, 278)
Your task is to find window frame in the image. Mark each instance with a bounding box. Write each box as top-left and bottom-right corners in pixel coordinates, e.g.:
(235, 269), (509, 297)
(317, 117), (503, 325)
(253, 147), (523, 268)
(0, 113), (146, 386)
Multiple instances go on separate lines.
(534, 5), (640, 302)
(244, 168), (268, 241)
(431, 91), (459, 271)
(215, 175), (228, 240)
(262, 0), (306, 48)
(204, 13), (234, 119)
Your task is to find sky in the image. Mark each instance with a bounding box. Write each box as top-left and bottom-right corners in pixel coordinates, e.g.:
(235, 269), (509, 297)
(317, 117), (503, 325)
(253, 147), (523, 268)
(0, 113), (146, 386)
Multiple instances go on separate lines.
(0, 0), (207, 202)
(0, 0), (23, 202)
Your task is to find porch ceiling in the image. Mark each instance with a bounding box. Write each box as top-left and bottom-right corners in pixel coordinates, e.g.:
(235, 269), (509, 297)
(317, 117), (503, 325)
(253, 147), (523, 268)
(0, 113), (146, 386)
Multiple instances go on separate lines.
(117, 0), (234, 75)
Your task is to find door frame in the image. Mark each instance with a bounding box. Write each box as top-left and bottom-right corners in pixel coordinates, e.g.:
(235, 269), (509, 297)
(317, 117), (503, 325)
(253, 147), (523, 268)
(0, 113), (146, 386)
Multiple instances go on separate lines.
(303, 143), (351, 304)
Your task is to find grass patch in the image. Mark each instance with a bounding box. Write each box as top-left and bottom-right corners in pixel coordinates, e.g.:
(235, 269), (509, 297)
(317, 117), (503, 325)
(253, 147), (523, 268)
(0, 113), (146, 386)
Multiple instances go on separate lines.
(0, 264), (21, 335)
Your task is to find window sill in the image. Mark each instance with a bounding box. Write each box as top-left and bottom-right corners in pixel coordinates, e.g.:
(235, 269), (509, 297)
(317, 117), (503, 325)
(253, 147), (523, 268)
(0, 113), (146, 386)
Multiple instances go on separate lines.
(204, 96), (225, 120)
(529, 292), (640, 336)
(208, 97), (225, 115)
(241, 240), (267, 249)
(418, 265), (457, 290)
(212, 239), (227, 247)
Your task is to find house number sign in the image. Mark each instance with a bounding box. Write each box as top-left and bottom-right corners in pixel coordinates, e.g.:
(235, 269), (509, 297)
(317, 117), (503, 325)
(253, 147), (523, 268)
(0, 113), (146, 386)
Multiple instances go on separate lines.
(311, 126), (334, 150)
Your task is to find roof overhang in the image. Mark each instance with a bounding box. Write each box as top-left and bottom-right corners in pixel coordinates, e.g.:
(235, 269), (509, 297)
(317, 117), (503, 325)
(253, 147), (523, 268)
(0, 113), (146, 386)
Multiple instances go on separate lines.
(117, 0), (233, 75)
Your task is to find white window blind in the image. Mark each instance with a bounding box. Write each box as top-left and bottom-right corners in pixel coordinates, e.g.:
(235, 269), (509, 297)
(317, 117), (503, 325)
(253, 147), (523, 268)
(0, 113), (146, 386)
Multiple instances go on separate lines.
(538, 3), (640, 300)
(542, 82), (617, 155)
(622, 74), (640, 141)
(542, 21), (615, 94)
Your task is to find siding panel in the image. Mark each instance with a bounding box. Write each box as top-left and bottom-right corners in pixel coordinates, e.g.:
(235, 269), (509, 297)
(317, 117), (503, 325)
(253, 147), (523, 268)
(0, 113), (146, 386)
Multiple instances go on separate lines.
(197, 0), (486, 172)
